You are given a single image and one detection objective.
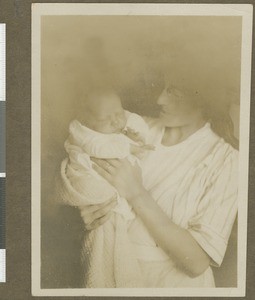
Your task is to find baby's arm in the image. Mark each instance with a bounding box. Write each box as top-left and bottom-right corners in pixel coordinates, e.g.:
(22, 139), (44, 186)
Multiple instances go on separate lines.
(68, 119), (131, 159)
(82, 134), (131, 159)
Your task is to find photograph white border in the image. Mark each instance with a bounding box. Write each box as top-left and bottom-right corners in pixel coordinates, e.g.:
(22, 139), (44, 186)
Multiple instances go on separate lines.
(31, 3), (253, 297)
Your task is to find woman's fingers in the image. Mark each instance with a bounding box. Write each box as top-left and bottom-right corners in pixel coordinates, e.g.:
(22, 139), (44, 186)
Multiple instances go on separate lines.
(92, 163), (113, 181)
(80, 196), (115, 214)
(106, 159), (121, 168)
(93, 199), (117, 220)
(80, 196), (117, 227)
(91, 157), (121, 169)
(91, 157), (107, 167)
(85, 211), (113, 231)
(91, 158), (115, 175)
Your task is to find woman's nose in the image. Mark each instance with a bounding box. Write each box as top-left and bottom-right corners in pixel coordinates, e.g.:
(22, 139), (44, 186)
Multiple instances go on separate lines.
(157, 90), (168, 105)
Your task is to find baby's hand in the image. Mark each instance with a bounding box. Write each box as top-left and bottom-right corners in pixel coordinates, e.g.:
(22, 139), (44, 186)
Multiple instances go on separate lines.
(130, 143), (155, 159)
(123, 127), (145, 145)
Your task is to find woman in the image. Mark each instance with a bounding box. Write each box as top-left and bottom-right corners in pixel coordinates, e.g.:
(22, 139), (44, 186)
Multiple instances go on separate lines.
(60, 77), (238, 287)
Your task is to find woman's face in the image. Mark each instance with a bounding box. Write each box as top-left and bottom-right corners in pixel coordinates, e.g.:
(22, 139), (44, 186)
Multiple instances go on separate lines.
(157, 86), (204, 127)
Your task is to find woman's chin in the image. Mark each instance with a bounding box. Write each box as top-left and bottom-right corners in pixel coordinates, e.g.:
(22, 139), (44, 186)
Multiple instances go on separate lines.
(158, 115), (184, 128)
(159, 113), (173, 126)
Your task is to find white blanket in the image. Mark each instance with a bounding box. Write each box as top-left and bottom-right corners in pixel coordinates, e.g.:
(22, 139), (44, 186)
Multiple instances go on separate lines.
(57, 157), (144, 287)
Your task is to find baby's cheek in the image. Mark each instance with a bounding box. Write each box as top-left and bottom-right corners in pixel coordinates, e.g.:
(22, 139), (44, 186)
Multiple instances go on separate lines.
(93, 124), (110, 134)
(120, 118), (127, 129)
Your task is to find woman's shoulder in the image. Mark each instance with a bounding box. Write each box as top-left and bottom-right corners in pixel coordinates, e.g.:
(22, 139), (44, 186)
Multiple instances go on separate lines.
(217, 140), (238, 166)
(208, 126), (239, 161)
(203, 132), (239, 176)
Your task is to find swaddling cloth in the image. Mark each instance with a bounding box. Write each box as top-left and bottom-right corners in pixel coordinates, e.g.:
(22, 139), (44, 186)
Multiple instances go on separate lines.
(65, 143), (134, 220)
(64, 111), (150, 220)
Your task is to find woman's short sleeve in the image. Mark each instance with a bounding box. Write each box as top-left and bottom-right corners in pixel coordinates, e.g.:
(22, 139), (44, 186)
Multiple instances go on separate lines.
(187, 149), (238, 267)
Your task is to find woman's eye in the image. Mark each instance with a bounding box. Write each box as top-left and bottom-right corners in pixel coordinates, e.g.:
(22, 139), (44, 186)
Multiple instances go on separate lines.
(166, 87), (172, 95)
(166, 87), (183, 101)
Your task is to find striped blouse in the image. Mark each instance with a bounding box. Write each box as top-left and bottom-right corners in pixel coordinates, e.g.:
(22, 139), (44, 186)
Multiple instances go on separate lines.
(128, 120), (238, 287)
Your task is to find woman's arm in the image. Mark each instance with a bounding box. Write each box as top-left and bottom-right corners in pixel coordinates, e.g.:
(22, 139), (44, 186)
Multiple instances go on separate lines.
(128, 188), (210, 277)
(92, 158), (210, 277)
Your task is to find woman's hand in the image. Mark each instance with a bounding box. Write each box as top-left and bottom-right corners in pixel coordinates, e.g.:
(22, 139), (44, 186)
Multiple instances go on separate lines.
(91, 158), (145, 200)
(80, 196), (117, 231)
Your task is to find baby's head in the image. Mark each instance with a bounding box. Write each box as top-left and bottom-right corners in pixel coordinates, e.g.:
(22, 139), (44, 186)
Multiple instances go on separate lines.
(80, 88), (127, 134)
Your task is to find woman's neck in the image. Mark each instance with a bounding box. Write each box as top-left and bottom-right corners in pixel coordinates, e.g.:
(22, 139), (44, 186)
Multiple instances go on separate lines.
(161, 119), (207, 146)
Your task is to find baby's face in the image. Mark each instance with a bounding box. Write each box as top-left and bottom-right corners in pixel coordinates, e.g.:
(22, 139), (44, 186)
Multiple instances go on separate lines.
(84, 92), (127, 134)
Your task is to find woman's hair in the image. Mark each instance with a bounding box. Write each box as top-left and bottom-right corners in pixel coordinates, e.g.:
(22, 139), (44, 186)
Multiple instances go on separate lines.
(195, 88), (239, 150)
(203, 104), (239, 150)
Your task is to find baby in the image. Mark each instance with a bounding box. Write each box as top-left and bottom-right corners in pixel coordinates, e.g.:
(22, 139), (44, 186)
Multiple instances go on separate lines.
(59, 88), (153, 287)
(63, 89), (151, 220)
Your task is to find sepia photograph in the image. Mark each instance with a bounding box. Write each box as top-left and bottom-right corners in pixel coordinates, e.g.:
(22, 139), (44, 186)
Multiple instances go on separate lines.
(31, 3), (253, 297)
